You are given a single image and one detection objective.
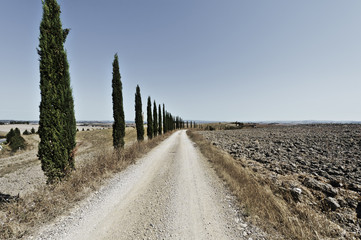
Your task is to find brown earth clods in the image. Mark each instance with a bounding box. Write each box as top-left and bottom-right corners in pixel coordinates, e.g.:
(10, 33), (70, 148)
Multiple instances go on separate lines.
(200, 124), (361, 238)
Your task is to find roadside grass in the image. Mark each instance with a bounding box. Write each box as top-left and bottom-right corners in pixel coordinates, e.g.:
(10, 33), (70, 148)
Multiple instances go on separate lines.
(0, 130), (170, 239)
(187, 130), (344, 240)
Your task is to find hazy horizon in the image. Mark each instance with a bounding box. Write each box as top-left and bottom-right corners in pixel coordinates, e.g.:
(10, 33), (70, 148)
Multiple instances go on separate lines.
(1, 1), (360, 122)
(1, 119), (361, 125)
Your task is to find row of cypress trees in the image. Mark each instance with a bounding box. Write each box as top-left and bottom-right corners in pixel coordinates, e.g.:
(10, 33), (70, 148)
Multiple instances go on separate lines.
(135, 88), (188, 141)
(111, 54), (186, 145)
(38, 0), (194, 183)
(111, 50), (187, 143)
(145, 99), (189, 140)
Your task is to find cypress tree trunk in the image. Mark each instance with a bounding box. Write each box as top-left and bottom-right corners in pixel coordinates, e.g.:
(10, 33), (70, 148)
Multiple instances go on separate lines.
(158, 104), (162, 135)
(153, 100), (157, 137)
(146, 96), (153, 139)
(135, 85), (144, 141)
(38, 0), (76, 183)
(112, 54), (125, 149)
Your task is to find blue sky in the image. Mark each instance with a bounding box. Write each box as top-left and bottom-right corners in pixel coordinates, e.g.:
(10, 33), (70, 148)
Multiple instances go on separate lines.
(1, 0), (360, 122)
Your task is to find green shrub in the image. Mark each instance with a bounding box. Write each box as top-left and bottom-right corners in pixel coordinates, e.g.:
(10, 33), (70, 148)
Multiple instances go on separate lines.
(6, 129), (15, 143)
(6, 128), (26, 152)
(23, 130), (31, 135)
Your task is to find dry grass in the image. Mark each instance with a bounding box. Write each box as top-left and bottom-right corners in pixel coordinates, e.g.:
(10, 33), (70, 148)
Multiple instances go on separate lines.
(0, 134), (39, 158)
(0, 132), (170, 239)
(74, 127), (137, 151)
(187, 130), (345, 240)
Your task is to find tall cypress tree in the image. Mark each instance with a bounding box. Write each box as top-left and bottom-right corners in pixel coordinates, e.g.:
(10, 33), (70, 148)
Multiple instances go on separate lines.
(158, 104), (162, 135)
(153, 100), (158, 137)
(163, 104), (166, 134)
(135, 85), (144, 141)
(38, 0), (76, 183)
(112, 54), (125, 149)
(146, 96), (153, 139)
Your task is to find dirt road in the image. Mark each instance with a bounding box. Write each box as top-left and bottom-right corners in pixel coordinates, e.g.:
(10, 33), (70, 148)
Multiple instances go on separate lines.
(31, 130), (264, 240)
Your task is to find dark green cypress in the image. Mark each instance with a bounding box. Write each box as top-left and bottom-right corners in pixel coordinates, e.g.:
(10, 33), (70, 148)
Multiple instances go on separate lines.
(166, 112), (170, 131)
(158, 104), (162, 135)
(62, 42), (76, 170)
(8, 128), (26, 152)
(38, 0), (76, 183)
(162, 104), (166, 134)
(146, 96), (153, 139)
(153, 100), (158, 137)
(112, 54), (125, 149)
(6, 128), (15, 144)
(135, 85), (144, 141)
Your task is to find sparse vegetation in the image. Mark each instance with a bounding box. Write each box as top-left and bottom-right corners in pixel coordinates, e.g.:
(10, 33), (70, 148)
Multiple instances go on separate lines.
(187, 130), (345, 240)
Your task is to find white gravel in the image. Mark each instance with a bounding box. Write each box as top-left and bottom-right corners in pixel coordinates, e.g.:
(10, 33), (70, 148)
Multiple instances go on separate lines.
(28, 130), (267, 240)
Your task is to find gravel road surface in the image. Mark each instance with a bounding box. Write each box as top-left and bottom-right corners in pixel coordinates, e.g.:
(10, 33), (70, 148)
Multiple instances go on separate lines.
(30, 130), (265, 240)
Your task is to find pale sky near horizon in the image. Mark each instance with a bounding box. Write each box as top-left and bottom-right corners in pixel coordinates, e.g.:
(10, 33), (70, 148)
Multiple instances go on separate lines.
(1, 1), (360, 122)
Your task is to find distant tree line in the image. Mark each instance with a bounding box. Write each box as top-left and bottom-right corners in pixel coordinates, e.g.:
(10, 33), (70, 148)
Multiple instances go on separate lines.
(10, 121), (30, 125)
